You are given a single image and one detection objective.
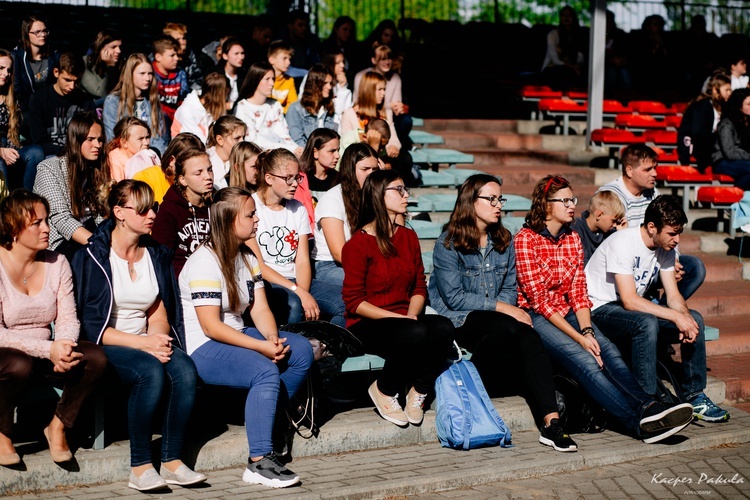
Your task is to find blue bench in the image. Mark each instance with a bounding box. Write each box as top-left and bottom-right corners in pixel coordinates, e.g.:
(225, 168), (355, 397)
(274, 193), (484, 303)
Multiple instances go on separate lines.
(419, 170), (460, 187)
(411, 193), (531, 215)
(409, 130), (445, 147)
(406, 219), (443, 239)
(412, 117), (425, 127)
(410, 148), (475, 172)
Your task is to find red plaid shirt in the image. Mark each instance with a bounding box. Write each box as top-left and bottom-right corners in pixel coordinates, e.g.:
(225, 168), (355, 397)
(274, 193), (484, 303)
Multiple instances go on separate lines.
(514, 226), (592, 319)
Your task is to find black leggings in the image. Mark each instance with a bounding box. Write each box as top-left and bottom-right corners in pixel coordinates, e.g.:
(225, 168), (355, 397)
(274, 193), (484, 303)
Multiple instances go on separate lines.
(455, 310), (558, 423)
(349, 314), (455, 395)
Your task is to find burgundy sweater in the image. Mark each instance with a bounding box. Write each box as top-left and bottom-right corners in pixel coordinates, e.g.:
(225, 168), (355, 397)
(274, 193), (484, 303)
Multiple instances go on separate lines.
(341, 225), (426, 328)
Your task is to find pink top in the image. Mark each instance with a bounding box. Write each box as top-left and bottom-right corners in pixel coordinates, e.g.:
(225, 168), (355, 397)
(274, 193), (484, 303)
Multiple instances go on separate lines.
(0, 250), (80, 359)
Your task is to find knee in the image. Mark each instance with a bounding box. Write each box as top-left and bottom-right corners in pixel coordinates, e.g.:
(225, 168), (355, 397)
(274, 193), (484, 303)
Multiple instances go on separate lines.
(1, 349), (33, 382)
(636, 315), (660, 339)
(690, 310), (705, 331)
(79, 343), (107, 377)
(22, 146), (44, 165)
(282, 332), (314, 368)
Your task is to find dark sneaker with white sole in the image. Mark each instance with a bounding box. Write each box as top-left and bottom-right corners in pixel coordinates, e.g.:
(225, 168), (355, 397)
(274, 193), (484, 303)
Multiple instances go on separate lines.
(539, 418), (578, 452)
(639, 402), (693, 433)
(642, 419), (691, 444)
(243, 454), (300, 488)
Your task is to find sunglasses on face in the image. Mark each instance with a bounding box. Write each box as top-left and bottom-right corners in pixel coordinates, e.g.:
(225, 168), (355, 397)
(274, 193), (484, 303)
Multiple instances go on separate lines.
(120, 203), (159, 216)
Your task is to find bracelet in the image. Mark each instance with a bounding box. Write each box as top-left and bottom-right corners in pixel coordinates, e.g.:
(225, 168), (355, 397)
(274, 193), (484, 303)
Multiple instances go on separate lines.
(290, 284), (298, 292)
(581, 327), (596, 338)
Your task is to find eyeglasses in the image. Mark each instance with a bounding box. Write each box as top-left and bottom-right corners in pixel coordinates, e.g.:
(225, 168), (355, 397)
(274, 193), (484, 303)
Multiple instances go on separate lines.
(385, 185), (410, 197)
(477, 195), (507, 207)
(546, 196), (578, 208)
(121, 203), (158, 216)
(29, 29), (49, 37)
(267, 172), (304, 186)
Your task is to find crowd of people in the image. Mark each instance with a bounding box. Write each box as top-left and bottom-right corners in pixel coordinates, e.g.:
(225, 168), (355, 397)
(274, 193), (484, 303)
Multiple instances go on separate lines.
(0, 7), (743, 494)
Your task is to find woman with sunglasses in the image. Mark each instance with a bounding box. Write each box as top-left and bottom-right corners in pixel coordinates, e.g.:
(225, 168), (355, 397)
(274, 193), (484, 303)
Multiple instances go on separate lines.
(428, 174), (577, 452)
(12, 16), (59, 113)
(514, 175), (693, 444)
(245, 148), (345, 328)
(342, 169), (455, 427)
(72, 180), (205, 491)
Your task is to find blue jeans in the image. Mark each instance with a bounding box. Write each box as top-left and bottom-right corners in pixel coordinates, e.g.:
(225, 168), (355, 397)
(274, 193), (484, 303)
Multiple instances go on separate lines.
(314, 260), (344, 288)
(190, 328), (313, 457)
(266, 279), (346, 328)
(592, 302), (707, 401)
(530, 310), (655, 435)
(670, 254), (705, 302)
(103, 346), (198, 467)
(714, 160), (750, 190)
(0, 144), (43, 190)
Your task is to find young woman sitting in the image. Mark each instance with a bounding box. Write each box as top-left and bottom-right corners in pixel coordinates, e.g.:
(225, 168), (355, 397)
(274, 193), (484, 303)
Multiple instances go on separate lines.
(171, 72), (229, 143)
(103, 53), (169, 155)
(245, 148), (346, 328)
(107, 117), (151, 182)
(0, 190), (106, 466)
(299, 128), (340, 195)
(11, 16), (60, 113)
(81, 29), (123, 104)
(180, 187), (313, 488)
(228, 140), (262, 193)
(206, 115), (247, 190)
(235, 62), (301, 156)
(428, 174), (577, 452)
(72, 180), (205, 491)
(514, 175), (694, 444)
(341, 169), (454, 427)
(152, 148), (213, 277)
(711, 87), (750, 189)
(33, 112), (110, 260)
(312, 142), (379, 287)
(286, 64), (337, 147)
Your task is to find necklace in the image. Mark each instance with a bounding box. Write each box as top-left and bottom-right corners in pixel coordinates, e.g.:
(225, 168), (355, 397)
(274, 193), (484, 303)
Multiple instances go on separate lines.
(22, 262), (38, 285)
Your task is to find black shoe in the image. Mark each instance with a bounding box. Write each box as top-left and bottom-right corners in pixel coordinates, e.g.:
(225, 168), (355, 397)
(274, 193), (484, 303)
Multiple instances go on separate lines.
(539, 418), (578, 452)
(639, 402), (693, 434)
(641, 419), (691, 444)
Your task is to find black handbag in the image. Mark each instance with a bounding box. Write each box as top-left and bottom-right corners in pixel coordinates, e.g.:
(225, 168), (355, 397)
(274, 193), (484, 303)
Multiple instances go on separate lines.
(280, 321), (364, 361)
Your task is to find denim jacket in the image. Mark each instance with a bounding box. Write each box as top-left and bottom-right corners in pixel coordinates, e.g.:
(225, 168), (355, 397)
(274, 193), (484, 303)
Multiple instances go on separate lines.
(428, 230), (518, 328)
(285, 100), (337, 147)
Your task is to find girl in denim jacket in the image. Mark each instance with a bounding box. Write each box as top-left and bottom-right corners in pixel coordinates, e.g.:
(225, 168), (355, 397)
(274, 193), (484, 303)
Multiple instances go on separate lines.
(428, 174), (577, 453)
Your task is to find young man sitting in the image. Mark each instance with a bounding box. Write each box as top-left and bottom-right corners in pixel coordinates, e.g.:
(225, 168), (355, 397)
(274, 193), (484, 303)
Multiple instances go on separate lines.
(570, 190), (625, 266)
(598, 143), (705, 301)
(586, 195), (729, 422)
(29, 52), (96, 157)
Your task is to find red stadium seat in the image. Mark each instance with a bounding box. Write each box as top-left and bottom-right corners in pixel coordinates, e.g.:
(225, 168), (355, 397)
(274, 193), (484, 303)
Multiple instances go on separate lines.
(520, 86), (563, 99)
(615, 114), (668, 130)
(697, 186), (744, 204)
(591, 128), (645, 144)
(643, 130), (678, 146)
(665, 115), (682, 129)
(603, 100), (631, 115)
(704, 167), (734, 184)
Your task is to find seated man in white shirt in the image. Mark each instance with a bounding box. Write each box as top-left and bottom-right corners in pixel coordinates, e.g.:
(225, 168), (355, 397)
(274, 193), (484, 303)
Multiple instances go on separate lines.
(586, 195), (728, 423)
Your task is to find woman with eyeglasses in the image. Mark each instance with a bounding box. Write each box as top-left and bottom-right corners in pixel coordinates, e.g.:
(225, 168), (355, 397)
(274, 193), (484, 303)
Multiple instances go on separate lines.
(245, 148), (345, 328)
(428, 174), (577, 452)
(11, 16), (59, 113)
(342, 169), (455, 427)
(152, 148), (213, 278)
(71, 180), (205, 491)
(514, 175), (694, 444)
(33, 112), (110, 260)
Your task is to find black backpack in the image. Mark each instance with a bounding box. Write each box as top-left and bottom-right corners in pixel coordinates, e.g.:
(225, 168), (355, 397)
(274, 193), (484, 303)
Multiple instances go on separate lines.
(553, 373), (607, 434)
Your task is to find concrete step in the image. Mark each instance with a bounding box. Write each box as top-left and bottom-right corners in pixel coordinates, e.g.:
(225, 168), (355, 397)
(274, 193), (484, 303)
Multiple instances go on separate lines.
(702, 315), (750, 356)
(460, 148), (570, 167)
(7, 394), (745, 497)
(707, 352), (750, 402)
(688, 282), (750, 319)
(422, 118), (519, 133)
(694, 252), (746, 283)
(439, 131), (543, 151)
(447, 163), (597, 186)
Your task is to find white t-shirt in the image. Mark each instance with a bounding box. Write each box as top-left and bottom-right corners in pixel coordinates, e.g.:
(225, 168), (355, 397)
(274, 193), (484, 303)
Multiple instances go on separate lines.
(586, 227), (675, 310)
(179, 245), (264, 355)
(252, 193), (311, 279)
(207, 146), (229, 190)
(108, 249), (158, 335)
(311, 185), (351, 262)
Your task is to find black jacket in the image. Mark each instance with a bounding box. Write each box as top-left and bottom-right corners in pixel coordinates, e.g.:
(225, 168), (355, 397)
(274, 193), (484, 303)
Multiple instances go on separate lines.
(70, 219), (186, 349)
(678, 98), (716, 171)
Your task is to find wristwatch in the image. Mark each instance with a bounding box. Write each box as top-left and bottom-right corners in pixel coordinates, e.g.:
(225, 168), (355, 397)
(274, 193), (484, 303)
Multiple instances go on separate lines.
(290, 284), (298, 292)
(581, 327), (596, 338)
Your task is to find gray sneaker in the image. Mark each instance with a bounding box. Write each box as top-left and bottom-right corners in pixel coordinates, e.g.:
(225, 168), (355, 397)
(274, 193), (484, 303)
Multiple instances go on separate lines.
(242, 454), (300, 488)
(160, 464), (208, 486)
(128, 467), (168, 491)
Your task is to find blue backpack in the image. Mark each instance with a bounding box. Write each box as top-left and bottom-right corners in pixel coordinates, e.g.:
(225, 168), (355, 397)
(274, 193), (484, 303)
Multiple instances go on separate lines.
(435, 359), (513, 450)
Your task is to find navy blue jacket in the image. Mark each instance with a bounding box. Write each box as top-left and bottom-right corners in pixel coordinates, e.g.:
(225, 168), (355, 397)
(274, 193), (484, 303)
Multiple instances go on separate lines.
(11, 48), (60, 110)
(70, 219), (186, 349)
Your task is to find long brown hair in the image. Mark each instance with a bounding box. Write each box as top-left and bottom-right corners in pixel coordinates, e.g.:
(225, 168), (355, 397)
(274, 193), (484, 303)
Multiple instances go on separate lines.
(355, 71), (386, 122)
(111, 53), (163, 137)
(20, 16), (50, 58)
(300, 64), (334, 116)
(356, 169), (402, 257)
(0, 49), (20, 147)
(525, 174), (572, 233)
(174, 148), (212, 205)
(87, 29), (122, 78)
(200, 72), (229, 123)
(229, 141), (262, 191)
(64, 112), (111, 220)
(443, 174), (511, 253)
(340, 142), (378, 231)
(205, 187), (257, 310)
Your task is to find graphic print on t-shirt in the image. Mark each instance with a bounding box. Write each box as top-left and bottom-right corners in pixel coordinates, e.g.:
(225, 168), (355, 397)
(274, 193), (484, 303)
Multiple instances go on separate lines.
(258, 226), (299, 267)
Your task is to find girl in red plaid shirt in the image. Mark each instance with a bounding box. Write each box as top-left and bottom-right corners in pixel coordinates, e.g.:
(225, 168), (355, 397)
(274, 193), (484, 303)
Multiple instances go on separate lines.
(514, 175), (694, 444)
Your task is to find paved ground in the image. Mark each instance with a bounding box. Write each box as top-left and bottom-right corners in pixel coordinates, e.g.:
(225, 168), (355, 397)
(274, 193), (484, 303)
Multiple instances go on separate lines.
(410, 442), (750, 499)
(8, 415), (750, 500)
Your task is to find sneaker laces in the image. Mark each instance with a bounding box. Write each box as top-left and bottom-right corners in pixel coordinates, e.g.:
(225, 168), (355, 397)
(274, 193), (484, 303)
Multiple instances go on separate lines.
(693, 395), (719, 411)
(388, 394), (403, 411)
(410, 392), (426, 409)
